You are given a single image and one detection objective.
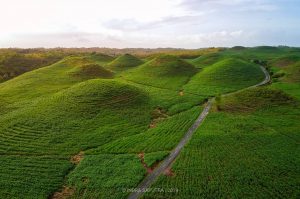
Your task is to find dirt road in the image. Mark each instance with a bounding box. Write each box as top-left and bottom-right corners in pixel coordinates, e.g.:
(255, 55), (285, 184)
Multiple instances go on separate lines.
(127, 65), (270, 199)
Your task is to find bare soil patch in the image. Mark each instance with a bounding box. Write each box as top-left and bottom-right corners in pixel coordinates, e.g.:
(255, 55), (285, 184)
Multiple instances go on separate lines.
(50, 186), (75, 199)
(71, 151), (84, 164)
(149, 107), (168, 128)
(164, 167), (175, 177)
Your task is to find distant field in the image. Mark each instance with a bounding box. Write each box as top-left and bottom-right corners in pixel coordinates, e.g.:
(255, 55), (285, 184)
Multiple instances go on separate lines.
(0, 46), (299, 199)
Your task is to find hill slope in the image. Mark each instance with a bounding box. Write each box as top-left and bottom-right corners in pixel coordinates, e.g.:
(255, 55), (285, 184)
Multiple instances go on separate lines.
(191, 52), (225, 68)
(0, 56), (112, 114)
(184, 58), (265, 96)
(107, 54), (143, 71)
(68, 64), (114, 79)
(0, 79), (151, 198)
(0, 51), (65, 82)
(122, 55), (197, 90)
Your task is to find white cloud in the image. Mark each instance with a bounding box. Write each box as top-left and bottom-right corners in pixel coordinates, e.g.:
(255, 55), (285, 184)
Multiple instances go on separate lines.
(0, 0), (298, 48)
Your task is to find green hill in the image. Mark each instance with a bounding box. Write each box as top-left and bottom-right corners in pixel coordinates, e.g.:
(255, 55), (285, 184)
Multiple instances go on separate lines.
(0, 56), (104, 114)
(68, 64), (114, 79)
(122, 54), (197, 90)
(0, 79), (151, 198)
(184, 58), (265, 96)
(0, 51), (65, 82)
(218, 87), (295, 113)
(269, 54), (300, 68)
(107, 54), (143, 71)
(88, 53), (114, 65)
(281, 62), (300, 83)
(191, 52), (225, 68)
(1, 47), (299, 199)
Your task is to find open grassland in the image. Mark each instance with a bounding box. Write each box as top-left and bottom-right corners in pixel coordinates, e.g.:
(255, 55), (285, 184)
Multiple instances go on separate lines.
(0, 46), (299, 198)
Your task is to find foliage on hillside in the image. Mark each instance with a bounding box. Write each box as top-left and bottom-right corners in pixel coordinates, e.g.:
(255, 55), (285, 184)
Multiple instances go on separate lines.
(0, 46), (299, 198)
(184, 58), (265, 96)
(107, 54), (143, 71)
(122, 54), (197, 89)
(0, 50), (67, 82)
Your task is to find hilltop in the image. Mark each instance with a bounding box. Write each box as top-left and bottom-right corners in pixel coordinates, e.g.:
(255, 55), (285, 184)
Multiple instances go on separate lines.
(107, 54), (144, 71)
(122, 54), (197, 89)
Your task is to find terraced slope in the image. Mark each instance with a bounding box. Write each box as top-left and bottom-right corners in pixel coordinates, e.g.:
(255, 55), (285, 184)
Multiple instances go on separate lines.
(122, 55), (197, 90)
(184, 58), (265, 96)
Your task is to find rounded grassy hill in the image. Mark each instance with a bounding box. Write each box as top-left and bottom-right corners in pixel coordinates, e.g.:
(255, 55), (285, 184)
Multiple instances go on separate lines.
(107, 54), (143, 71)
(184, 58), (266, 96)
(68, 64), (114, 79)
(122, 54), (197, 89)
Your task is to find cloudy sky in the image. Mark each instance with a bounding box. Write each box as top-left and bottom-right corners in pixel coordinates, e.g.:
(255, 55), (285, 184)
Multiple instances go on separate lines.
(0, 0), (299, 48)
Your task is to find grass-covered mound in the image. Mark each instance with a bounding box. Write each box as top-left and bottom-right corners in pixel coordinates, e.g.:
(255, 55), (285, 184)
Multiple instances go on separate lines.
(271, 60), (300, 83)
(0, 79), (151, 198)
(55, 79), (149, 110)
(89, 53), (114, 62)
(68, 64), (114, 79)
(218, 87), (295, 113)
(184, 58), (265, 96)
(280, 62), (300, 83)
(191, 52), (225, 68)
(122, 54), (197, 89)
(269, 54), (300, 68)
(87, 53), (114, 66)
(107, 54), (143, 71)
(0, 56), (102, 112)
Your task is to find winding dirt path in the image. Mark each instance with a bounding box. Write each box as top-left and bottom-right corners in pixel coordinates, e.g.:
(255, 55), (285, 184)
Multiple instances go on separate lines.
(127, 65), (270, 199)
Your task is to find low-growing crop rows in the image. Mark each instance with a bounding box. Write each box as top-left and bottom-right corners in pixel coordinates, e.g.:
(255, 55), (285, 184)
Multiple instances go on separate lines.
(144, 87), (300, 199)
(0, 47), (299, 198)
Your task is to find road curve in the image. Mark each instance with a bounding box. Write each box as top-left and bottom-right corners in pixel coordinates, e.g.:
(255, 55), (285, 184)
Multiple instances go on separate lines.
(127, 65), (270, 199)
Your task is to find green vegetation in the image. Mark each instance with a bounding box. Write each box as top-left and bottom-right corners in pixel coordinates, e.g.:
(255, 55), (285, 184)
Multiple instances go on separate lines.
(68, 64), (114, 79)
(0, 49), (67, 82)
(67, 154), (145, 199)
(107, 54), (144, 72)
(184, 58), (265, 96)
(190, 52), (226, 68)
(0, 46), (299, 199)
(122, 55), (197, 90)
(145, 86), (299, 199)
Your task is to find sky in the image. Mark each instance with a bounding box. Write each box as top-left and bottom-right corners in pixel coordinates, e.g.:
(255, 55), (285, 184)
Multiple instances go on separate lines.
(0, 0), (299, 48)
